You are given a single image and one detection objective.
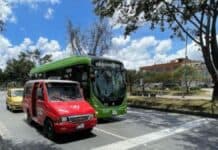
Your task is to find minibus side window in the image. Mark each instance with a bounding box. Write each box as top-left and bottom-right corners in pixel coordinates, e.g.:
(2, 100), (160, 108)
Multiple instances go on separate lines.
(36, 86), (44, 100)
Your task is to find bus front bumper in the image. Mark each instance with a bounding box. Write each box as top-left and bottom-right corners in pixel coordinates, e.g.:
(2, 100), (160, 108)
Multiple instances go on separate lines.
(95, 105), (127, 118)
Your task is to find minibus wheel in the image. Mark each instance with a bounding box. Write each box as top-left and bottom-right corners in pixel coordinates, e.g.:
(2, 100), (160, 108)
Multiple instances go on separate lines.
(44, 119), (56, 140)
(85, 128), (93, 133)
(26, 110), (32, 125)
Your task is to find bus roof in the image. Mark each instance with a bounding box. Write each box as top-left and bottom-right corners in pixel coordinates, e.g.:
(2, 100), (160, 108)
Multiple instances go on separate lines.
(30, 55), (123, 74)
(30, 56), (91, 74)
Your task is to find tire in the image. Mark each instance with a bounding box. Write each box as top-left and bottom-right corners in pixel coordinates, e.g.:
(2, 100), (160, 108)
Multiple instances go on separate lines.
(43, 119), (56, 140)
(26, 110), (32, 125)
(85, 128), (93, 134)
(6, 104), (9, 110)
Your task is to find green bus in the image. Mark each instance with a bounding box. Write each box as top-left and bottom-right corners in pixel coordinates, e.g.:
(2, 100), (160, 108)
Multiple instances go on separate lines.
(30, 55), (127, 118)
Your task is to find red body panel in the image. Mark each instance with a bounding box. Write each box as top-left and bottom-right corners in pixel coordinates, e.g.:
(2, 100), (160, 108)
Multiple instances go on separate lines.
(22, 80), (97, 134)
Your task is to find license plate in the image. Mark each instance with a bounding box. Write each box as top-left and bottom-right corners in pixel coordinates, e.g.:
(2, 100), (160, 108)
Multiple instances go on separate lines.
(76, 123), (84, 129)
(112, 110), (117, 115)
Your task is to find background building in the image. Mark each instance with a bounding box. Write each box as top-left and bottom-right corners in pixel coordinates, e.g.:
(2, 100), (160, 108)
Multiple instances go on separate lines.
(140, 58), (212, 87)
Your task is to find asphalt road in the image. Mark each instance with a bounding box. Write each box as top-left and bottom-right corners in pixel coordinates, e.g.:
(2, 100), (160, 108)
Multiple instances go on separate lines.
(0, 91), (218, 150)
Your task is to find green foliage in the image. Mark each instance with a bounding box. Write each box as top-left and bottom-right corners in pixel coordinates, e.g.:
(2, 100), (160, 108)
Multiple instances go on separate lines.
(126, 70), (138, 92)
(4, 54), (35, 84)
(0, 49), (52, 86)
(20, 49), (52, 65)
(143, 71), (173, 83)
(93, 0), (207, 38)
(173, 65), (198, 81)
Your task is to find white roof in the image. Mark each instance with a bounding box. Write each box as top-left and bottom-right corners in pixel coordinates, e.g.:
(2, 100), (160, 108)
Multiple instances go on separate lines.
(26, 79), (79, 85)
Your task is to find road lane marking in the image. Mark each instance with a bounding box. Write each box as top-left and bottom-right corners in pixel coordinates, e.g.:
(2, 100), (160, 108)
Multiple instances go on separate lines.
(92, 118), (214, 150)
(94, 127), (127, 140)
(127, 110), (146, 115)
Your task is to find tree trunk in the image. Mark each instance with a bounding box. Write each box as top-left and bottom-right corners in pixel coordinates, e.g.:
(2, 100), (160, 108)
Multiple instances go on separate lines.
(129, 84), (132, 95)
(212, 81), (218, 101)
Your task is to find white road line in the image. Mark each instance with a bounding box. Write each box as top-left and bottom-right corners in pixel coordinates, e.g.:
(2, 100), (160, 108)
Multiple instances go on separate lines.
(127, 110), (146, 115)
(94, 127), (127, 140)
(92, 118), (214, 150)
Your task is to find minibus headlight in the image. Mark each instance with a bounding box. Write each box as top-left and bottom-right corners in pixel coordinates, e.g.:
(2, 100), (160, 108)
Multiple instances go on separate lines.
(61, 117), (68, 122)
(88, 114), (94, 120)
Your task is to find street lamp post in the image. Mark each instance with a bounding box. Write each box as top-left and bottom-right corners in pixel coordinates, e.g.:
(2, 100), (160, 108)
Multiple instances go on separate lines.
(183, 33), (188, 98)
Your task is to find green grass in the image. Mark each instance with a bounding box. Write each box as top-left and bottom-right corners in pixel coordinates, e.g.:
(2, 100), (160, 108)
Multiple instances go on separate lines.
(128, 96), (218, 117)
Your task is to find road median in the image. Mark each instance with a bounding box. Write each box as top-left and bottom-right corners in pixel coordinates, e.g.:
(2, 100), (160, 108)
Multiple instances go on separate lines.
(128, 96), (218, 118)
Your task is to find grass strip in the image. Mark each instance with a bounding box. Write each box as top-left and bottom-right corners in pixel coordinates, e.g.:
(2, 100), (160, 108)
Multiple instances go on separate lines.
(127, 96), (218, 117)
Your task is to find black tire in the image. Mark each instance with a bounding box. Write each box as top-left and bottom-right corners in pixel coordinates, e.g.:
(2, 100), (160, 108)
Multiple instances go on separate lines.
(26, 111), (32, 125)
(85, 128), (93, 134)
(43, 119), (56, 140)
(6, 104), (9, 110)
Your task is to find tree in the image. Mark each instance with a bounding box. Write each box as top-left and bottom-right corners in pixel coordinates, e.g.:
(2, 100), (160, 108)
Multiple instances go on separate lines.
(67, 19), (112, 56)
(87, 20), (112, 56)
(0, 20), (3, 32)
(67, 20), (84, 55)
(40, 54), (52, 65)
(174, 65), (198, 93)
(20, 49), (52, 65)
(93, 0), (218, 101)
(126, 70), (137, 94)
(4, 53), (35, 84)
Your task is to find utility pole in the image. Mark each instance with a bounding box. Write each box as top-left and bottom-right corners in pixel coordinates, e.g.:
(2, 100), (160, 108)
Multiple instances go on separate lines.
(184, 33), (188, 96)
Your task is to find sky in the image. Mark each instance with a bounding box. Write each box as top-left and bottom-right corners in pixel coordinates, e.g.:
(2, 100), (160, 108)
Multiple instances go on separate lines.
(0, 0), (203, 70)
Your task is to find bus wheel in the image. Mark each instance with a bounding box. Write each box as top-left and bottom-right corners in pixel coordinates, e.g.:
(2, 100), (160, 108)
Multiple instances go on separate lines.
(44, 119), (56, 140)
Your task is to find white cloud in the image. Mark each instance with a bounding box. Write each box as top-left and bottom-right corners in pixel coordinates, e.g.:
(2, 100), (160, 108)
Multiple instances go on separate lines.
(0, 34), (12, 50)
(0, 34), (73, 69)
(105, 36), (159, 69)
(0, 0), (15, 23)
(0, 0), (60, 24)
(44, 8), (54, 20)
(155, 39), (172, 54)
(0, 33), (203, 71)
(169, 41), (202, 61)
(112, 35), (130, 47)
(104, 35), (203, 70)
(36, 37), (60, 53)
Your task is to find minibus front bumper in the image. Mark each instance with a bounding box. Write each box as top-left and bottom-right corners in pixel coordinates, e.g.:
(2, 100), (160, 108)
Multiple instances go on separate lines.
(54, 118), (97, 134)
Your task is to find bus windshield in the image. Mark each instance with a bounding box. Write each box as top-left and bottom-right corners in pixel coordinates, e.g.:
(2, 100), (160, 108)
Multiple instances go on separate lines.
(92, 68), (126, 104)
(46, 82), (82, 101)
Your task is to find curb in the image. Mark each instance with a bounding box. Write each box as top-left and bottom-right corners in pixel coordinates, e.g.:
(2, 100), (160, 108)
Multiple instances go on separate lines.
(128, 104), (218, 119)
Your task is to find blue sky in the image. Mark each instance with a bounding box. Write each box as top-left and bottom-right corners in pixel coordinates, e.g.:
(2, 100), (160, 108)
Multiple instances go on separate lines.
(0, 0), (202, 69)
(5, 0), (97, 45)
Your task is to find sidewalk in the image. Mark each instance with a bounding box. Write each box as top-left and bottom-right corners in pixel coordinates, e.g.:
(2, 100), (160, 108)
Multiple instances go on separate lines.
(157, 95), (211, 100)
(157, 88), (213, 100)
